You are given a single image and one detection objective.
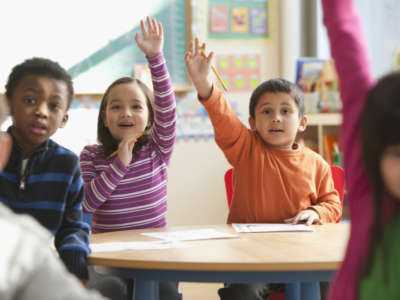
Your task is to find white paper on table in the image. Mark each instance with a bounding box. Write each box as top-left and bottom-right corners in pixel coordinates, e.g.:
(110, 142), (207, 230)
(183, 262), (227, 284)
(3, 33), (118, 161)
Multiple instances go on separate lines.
(141, 228), (238, 241)
(232, 223), (314, 233)
(90, 240), (190, 253)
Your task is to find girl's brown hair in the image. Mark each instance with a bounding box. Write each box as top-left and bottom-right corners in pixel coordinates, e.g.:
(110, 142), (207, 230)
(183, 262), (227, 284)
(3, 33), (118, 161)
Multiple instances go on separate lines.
(360, 71), (400, 279)
(97, 77), (155, 157)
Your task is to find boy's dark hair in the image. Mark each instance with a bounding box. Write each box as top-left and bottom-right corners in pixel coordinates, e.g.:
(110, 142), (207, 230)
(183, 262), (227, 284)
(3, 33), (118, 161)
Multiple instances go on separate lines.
(249, 78), (305, 119)
(5, 57), (74, 108)
(360, 71), (400, 278)
(97, 77), (155, 157)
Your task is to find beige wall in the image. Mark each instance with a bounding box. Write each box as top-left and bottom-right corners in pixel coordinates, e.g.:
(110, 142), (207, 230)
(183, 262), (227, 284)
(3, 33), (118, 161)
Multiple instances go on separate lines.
(166, 141), (231, 226)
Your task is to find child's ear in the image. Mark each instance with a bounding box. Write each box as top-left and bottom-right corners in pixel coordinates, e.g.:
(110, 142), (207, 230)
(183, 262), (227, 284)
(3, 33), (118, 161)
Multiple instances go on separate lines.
(59, 113), (69, 128)
(297, 115), (308, 132)
(248, 116), (256, 130)
(0, 133), (12, 171)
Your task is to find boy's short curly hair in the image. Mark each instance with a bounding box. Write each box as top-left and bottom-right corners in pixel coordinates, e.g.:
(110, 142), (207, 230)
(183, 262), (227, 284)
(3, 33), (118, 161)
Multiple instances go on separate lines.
(249, 78), (305, 119)
(5, 57), (74, 108)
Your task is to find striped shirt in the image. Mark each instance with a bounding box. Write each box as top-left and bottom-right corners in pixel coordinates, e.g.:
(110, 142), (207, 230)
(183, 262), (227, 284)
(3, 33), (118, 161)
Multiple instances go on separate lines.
(80, 52), (176, 233)
(0, 132), (90, 279)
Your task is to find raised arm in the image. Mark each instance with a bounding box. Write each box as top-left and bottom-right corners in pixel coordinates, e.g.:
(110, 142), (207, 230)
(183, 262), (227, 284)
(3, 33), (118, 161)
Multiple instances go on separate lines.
(136, 17), (176, 164)
(322, 0), (376, 299)
(322, 0), (375, 170)
(185, 39), (251, 166)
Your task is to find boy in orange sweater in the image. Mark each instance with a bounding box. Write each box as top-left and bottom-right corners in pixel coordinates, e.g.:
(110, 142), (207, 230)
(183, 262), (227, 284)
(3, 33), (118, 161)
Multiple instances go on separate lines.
(185, 38), (342, 300)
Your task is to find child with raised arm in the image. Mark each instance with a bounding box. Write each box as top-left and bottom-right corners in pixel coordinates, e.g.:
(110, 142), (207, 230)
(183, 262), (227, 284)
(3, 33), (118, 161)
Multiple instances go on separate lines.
(185, 38), (342, 300)
(322, 0), (400, 299)
(80, 17), (179, 300)
(0, 57), (90, 284)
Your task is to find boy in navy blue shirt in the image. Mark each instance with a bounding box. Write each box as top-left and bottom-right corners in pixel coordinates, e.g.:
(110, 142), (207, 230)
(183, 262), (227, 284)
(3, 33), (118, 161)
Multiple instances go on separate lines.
(0, 58), (90, 283)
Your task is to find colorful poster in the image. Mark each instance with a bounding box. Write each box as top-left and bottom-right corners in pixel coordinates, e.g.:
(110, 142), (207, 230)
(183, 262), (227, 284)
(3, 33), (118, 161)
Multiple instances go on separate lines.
(209, 6), (229, 33)
(208, 0), (269, 39)
(250, 7), (267, 35)
(231, 7), (248, 33)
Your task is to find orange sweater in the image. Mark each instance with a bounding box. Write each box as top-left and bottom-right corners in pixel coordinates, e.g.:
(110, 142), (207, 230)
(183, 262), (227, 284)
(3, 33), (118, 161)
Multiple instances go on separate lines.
(201, 88), (342, 223)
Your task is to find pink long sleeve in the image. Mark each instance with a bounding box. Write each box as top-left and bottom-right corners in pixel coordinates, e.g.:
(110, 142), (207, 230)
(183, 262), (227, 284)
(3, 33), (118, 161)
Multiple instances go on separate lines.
(322, 0), (376, 299)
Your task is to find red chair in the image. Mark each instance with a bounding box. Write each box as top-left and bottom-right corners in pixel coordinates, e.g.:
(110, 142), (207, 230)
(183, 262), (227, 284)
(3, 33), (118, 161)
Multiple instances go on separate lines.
(330, 165), (345, 223)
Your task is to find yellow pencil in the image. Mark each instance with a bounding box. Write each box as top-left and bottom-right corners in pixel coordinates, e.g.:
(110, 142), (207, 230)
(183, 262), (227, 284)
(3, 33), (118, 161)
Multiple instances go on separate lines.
(108, 132), (144, 158)
(200, 48), (228, 92)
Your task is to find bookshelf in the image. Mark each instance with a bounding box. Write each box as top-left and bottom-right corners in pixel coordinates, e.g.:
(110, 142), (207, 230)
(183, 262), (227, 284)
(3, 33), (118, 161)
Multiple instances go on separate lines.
(298, 113), (342, 162)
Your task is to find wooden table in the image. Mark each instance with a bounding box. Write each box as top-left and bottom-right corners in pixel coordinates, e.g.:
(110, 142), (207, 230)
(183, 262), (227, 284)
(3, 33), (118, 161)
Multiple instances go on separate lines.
(89, 223), (349, 300)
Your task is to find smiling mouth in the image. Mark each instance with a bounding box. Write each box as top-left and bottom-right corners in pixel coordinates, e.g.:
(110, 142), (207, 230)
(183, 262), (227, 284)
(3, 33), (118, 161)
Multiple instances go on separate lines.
(118, 122), (134, 128)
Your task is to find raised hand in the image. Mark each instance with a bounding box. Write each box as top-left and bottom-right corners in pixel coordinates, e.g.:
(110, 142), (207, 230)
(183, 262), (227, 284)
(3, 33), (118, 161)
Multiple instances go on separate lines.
(184, 37), (213, 99)
(135, 16), (163, 58)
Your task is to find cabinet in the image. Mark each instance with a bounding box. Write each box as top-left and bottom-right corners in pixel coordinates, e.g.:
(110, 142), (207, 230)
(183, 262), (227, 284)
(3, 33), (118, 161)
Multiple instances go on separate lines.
(298, 113), (342, 162)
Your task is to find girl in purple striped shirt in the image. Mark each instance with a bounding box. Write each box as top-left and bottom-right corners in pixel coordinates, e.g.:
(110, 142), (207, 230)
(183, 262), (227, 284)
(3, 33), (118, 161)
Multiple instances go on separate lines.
(80, 17), (179, 300)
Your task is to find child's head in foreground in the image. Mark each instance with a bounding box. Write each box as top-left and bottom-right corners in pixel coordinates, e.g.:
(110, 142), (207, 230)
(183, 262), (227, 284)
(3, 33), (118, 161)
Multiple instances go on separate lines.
(248, 78), (307, 150)
(97, 77), (155, 157)
(361, 71), (400, 214)
(4, 57), (73, 156)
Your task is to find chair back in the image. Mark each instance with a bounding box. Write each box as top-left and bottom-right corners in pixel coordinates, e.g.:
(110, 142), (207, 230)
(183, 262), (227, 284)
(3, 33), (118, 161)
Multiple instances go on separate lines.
(224, 168), (233, 207)
(330, 165), (345, 222)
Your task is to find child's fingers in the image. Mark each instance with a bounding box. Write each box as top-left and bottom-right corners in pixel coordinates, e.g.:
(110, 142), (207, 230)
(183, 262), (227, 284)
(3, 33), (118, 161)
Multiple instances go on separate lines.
(194, 37), (200, 56)
(207, 51), (214, 64)
(187, 40), (193, 53)
(140, 19), (147, 37)
(134, 32), (140, 44)
(151, 18), (157, 34)
(158, 22), (163, 38)
(146, 16), (152, 32)
(306, 216), (314, 226)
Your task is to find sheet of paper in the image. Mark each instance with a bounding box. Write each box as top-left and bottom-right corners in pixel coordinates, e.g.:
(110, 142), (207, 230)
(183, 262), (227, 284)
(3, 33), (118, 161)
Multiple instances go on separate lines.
(90, 240), (189, 253)
(232, 223), (313, 233)
(141, 228), (238, 241)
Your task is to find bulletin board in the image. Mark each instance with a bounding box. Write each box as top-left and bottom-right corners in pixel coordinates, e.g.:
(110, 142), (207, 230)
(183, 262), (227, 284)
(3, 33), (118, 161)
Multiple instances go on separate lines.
(208, 0), (269, 39)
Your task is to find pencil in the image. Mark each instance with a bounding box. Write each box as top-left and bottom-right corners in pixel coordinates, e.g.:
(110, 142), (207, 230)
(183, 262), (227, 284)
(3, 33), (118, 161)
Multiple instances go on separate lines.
(108, 132), (144, 158)
(200, 48), (228, 91)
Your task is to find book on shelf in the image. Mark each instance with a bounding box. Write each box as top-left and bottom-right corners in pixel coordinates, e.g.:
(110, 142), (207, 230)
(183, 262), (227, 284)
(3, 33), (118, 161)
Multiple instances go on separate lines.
(296, 57), (342, 114)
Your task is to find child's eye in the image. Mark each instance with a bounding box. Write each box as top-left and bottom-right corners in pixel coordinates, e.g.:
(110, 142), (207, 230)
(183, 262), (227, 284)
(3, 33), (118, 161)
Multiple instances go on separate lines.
(49, 103), (60, 111)
(132, 104), (143, 110)
(24, 98), (36, 105)
(281, 109), (289, 114)
(263, 109), (271, 114)
(111, 105), (120, 110)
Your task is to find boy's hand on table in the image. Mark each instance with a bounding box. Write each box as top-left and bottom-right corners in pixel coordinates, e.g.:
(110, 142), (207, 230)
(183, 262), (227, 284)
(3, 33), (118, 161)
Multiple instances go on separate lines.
(284, 209), (322, 226)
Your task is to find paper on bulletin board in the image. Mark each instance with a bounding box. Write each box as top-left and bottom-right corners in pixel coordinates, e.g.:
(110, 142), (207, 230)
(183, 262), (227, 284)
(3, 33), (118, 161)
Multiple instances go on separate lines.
(215, 54), (261, 91)
(176, 92), (240, 141)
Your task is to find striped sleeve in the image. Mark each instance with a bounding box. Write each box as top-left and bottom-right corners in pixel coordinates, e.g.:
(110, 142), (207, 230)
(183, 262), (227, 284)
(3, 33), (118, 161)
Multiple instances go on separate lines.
(54, 155), (90, 279)
(147, 52), (176, 165)
(79, 146), (128, 213)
